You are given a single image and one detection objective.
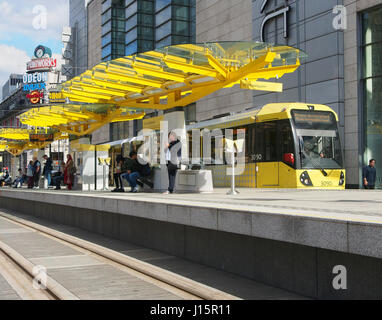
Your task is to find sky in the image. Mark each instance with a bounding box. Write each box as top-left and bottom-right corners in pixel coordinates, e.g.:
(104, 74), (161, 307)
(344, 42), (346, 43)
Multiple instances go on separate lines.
(0, 0), (69, 98)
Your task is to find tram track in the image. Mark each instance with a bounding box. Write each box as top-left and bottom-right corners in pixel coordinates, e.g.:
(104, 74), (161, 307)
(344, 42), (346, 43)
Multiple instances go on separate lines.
(0, 210), (240, 300)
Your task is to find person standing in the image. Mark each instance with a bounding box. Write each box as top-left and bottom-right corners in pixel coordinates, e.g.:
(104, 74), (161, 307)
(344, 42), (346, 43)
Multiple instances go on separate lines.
(163, 132), (181, 195)
(43, 155), (53, 188)
(64, 154), (75, 190)
(363, 159), (377, 189)
(27, 161), (34, 189)
(32, 156), (41, 189)
(112, 154), (125, 192)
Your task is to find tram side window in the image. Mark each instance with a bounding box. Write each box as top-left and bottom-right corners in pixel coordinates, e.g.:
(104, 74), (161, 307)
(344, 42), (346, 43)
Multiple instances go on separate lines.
(263, 122), (277, 161)
(279, 122), (294, 155)
(279, 121), (295, 167)
(255, 124), (264, 161)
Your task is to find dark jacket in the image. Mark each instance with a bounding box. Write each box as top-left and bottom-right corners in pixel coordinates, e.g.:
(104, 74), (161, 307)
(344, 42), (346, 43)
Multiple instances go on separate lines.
(123, 157), (139, 173)
(43, 158), (53, 175)
(362, 165), (376, 186)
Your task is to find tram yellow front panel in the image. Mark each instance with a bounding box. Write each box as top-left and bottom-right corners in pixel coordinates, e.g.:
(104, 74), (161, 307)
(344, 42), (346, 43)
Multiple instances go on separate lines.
(208, 162), (345, 189)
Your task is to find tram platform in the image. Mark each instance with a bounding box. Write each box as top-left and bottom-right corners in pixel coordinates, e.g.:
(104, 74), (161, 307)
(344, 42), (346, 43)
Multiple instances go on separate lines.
(1, 187), (382, 299)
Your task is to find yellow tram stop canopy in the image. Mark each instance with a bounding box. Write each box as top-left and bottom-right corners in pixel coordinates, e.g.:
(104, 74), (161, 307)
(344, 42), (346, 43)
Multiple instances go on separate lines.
(61, 42), (306, 110)
(19, 104), (145, 137)
(13, 42), (305, 154)
(0, 128), (68, 156)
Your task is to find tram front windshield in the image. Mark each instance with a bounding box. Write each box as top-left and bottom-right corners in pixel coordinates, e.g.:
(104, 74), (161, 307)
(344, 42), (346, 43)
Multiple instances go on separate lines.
(292, 110), (343, 170)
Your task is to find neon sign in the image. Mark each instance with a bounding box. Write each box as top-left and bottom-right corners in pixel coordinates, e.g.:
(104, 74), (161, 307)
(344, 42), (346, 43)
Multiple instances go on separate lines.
(26, 91), (43, 104)
(23, 72), (47, 91)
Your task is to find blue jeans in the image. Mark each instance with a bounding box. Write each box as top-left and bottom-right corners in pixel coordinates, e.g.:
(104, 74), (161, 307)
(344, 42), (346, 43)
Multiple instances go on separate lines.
(45, 171), (52, 186)
(122, 172), (140, 189)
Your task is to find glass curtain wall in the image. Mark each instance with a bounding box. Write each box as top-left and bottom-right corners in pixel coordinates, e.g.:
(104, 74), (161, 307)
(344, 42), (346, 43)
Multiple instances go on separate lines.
(125, 0), (155, 56)
(102, 0), (125, 61)
(361, 5), (382, 188)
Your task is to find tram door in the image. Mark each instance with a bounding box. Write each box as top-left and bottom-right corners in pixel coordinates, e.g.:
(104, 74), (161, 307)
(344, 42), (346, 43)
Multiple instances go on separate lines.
(255, 122), (279, 187)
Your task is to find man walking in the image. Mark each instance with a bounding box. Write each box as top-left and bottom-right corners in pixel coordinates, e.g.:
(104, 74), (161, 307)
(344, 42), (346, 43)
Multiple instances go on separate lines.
(32, 156), (41, 189)
(363, 159), (377, 189)
(43, 155), (53, 188)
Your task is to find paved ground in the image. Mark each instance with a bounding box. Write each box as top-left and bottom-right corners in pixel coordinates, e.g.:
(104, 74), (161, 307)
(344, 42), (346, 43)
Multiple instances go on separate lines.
(0, 210), (307, 300)
(14, 187), (382, 224)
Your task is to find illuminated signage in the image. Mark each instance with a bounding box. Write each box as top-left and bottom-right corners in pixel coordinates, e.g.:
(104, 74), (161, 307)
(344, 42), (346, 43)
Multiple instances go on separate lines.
(49, 91), (66, 103)
(30, 133), (54, 142)
(293, 111), (333, 124)
(26, 91), (43, 104)
(23, 72), (47, 91)
(26, 45), (56, 72)
(34, 45), (52, 59)
(27, 58), (57, 71)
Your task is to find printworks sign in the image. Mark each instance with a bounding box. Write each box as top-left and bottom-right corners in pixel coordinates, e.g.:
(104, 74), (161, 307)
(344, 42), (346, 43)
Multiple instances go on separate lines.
(29, 133), (54, 142)
(26, 45), (57, 72)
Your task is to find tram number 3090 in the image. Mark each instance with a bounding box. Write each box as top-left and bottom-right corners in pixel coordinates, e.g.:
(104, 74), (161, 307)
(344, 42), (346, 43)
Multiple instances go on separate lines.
(251, 154), (263, 161)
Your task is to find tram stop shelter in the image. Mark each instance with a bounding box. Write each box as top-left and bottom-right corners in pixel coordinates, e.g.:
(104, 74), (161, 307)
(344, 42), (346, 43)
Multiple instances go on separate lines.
(4, 42), (305, 191)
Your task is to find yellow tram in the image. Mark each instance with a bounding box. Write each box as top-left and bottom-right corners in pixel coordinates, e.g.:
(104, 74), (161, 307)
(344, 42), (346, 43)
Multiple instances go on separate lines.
(187, 103), (345, 189)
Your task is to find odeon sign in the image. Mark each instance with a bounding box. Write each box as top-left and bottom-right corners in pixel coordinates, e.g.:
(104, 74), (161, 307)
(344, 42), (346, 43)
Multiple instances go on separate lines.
(23, 72), (47, 91)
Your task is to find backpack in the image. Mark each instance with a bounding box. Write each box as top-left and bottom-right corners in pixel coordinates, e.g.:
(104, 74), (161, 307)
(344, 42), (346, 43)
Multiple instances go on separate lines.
(138, 162), (151, 177)
(70, 166), (77, 175)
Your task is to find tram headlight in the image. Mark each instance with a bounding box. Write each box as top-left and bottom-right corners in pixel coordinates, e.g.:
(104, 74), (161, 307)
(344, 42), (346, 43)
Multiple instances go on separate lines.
(339, 171), (345, 186)
(300, 171), (313, 186)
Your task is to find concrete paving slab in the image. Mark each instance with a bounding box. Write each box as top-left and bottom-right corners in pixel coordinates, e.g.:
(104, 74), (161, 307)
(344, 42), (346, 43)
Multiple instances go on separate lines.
(0, 274), (20, 300)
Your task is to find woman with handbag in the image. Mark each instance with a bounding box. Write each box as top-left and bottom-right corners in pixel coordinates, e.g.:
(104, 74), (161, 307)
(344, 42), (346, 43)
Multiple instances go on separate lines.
(64, 154), (75, 190)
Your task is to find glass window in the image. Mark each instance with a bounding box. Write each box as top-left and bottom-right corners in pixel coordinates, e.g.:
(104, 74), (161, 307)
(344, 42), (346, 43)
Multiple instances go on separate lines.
(363, 43), (382, 78)
(112, 19), (125, 31)
(172, 35), (189, 45)
(102, 0), (112, 13)
(173, 20), (189, 36)
(362, 6), (382, 188)
(139, 1), (154, 13)
(102, 20), (111, 35)
(126, 27), (137, 43)
(125, 0), (135, 7)
(156, 5), (171, 26)
(102, 8), (112, 25)
(156, 0), (171, 13)
(139, 40), (154, 52)
(102, 32), (112, 47)
(173, 0), (190, 5)
(173, 6), (189, 20)
(139, 26), (154, 40)
(113, 31), (125, 42)
(113, 7), (125, 18)
(125, 40), (138, 55)
(139, 13), (154, 26)
(125, 1), (137, 19)
(156, 20), (171, 40)
(126, 14), (137, 31)
(362, 7), (382, 45)
(156, 35), (171, 48)
(102, 44), (112, 59)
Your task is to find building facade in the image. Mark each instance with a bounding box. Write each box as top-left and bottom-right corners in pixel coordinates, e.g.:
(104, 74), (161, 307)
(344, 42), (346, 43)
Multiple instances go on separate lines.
(1, 74), (23, 102)
(194, 0), (382, 189)
(70, 0), (88, 77)
(90, 0), (196, 144)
